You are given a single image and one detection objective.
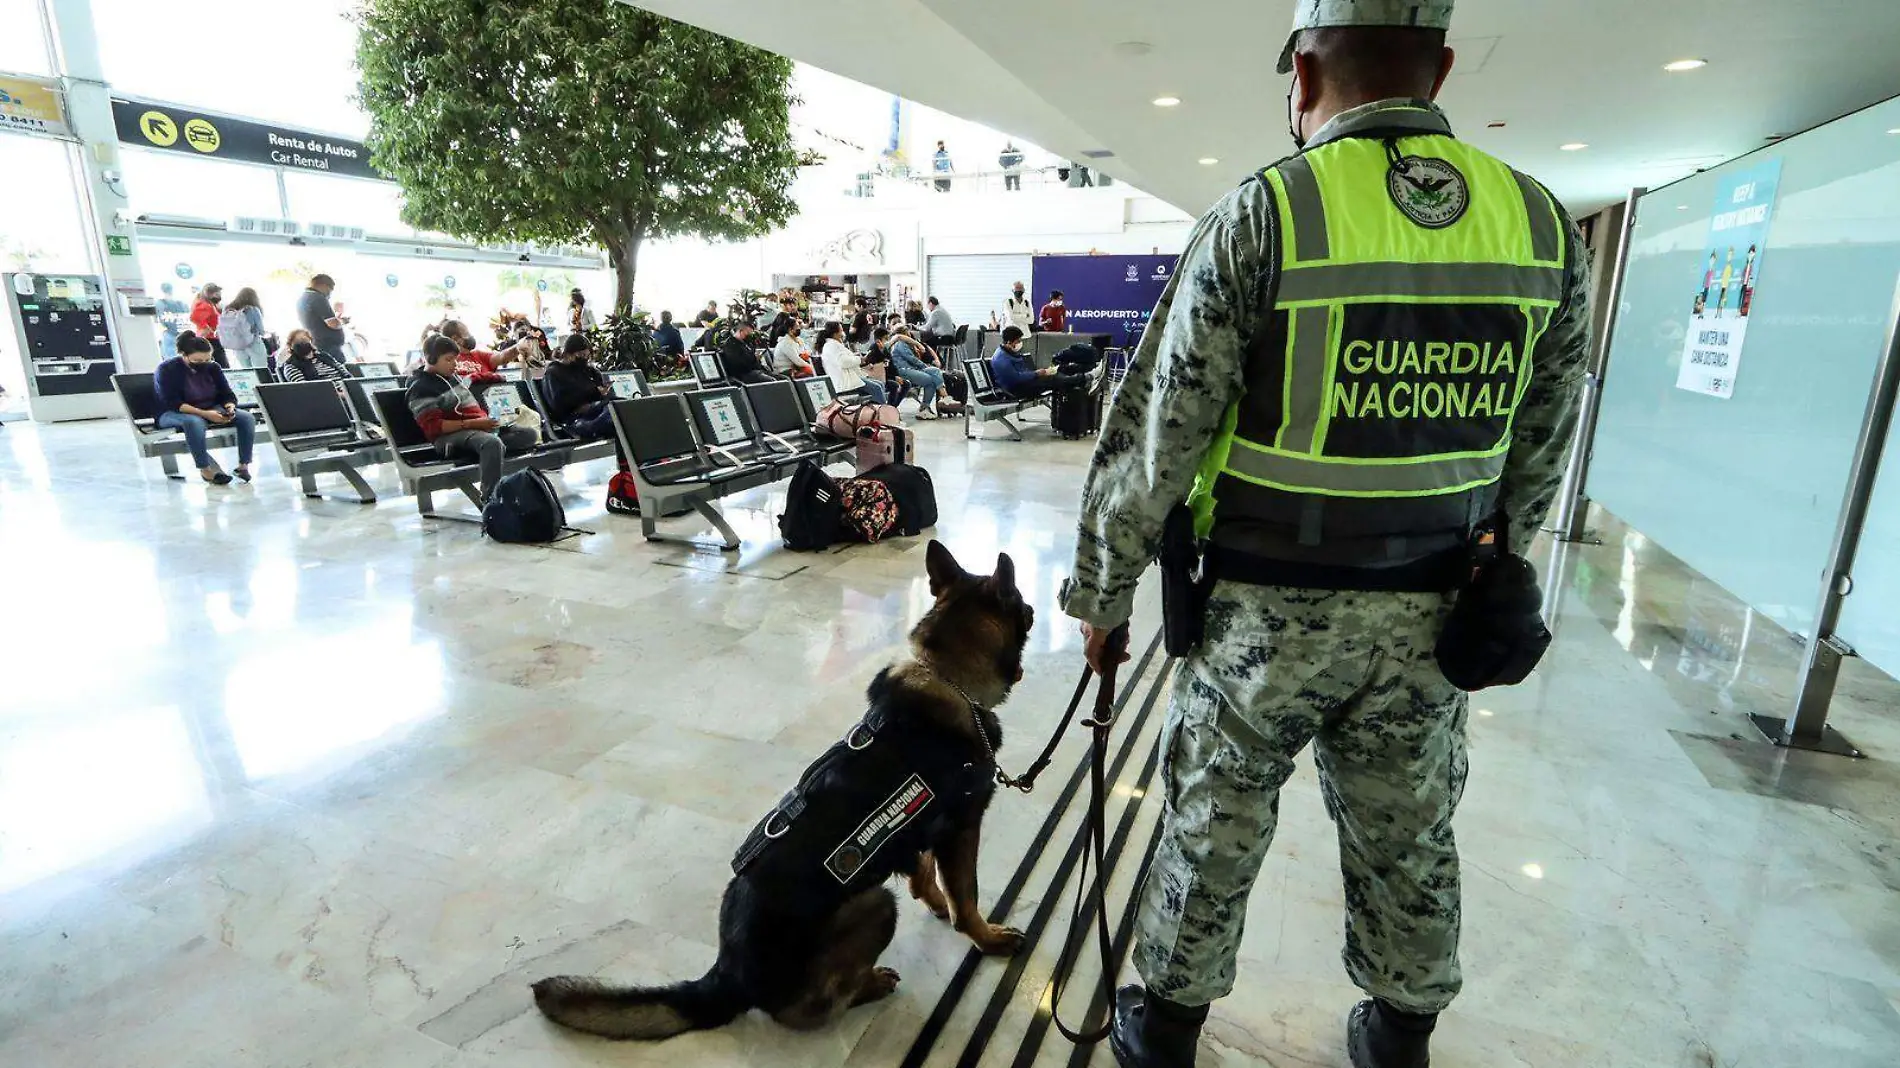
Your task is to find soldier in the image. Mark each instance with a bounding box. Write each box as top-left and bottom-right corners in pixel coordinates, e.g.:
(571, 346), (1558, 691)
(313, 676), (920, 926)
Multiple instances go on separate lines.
(1060, 3), (1592, 1067)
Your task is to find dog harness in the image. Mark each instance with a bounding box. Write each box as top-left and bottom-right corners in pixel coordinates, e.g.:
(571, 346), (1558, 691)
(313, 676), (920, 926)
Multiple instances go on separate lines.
(730, 697), (996, 884)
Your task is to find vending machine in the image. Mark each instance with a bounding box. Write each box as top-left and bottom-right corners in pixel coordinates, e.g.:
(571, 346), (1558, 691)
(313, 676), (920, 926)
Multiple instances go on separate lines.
(5, 273), (122, 422)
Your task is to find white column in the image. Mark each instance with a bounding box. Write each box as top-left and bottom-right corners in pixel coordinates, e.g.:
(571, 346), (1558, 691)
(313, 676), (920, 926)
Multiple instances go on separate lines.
(44, 0), (162, 374)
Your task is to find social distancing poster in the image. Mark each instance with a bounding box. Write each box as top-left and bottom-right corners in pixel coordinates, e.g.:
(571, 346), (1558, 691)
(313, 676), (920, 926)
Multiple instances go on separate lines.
(1677, 159), (1781, 399)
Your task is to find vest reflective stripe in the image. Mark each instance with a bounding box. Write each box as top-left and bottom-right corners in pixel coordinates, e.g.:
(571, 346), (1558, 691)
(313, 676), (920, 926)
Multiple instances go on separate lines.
(1274, 156), (1330, 261)
(1513, 169), (1562, 263)
(1274, 305), (1333, 453)
(1275, 262), (1566, 305)
(1225, 435), (1509, 496)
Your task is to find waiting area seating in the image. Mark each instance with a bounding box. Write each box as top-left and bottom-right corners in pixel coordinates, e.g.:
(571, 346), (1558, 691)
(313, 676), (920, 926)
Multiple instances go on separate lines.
(961, 358), (1046, 442)
(608, 380), (856, 551)
(111, 372), (274, 479)
(253, 381), (391, 502)
(368, 388), (578, 521)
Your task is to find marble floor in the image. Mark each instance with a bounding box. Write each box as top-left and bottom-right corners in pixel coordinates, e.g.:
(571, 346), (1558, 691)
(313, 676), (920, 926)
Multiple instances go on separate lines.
(2, 411), (1899, 1067)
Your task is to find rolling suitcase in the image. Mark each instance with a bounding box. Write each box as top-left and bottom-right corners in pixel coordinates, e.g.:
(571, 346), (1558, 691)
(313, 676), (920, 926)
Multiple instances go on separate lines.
(855, 424), (915, 474)
(1050, 384), (1101, 440)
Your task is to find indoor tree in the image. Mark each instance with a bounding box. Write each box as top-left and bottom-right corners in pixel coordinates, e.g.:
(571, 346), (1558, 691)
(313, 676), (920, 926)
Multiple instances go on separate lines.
(354, 0), (807, 315)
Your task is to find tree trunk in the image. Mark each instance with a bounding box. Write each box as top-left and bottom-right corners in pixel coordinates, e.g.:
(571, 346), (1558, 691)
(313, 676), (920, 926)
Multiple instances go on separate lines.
(612, 230), (645, 316)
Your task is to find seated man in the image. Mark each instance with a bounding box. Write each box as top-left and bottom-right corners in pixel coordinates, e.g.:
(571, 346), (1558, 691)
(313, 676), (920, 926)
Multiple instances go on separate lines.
(989, 329), (1097, 400)
(651, 310), (686, 358)
(406, 333), (537, 502)
(439, 319), (521, 385)
(719, 322), (776, 385)
(544, 333), (617, 440)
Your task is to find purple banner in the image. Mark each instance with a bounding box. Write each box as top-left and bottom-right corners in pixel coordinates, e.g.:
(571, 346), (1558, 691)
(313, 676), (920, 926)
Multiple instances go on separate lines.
(1031, 254), (1176, 346)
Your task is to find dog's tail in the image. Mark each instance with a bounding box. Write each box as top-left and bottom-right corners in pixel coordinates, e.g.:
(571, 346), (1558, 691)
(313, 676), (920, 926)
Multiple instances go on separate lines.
(531, 969), (745, 1041)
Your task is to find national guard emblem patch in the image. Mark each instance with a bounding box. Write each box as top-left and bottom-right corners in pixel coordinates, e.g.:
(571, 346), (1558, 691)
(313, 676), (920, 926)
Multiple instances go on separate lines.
(1387, 156), (1469, 229)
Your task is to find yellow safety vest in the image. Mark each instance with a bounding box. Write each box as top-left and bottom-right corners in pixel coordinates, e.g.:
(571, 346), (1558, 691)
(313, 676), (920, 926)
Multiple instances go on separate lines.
(1190, 129), (1567, 569)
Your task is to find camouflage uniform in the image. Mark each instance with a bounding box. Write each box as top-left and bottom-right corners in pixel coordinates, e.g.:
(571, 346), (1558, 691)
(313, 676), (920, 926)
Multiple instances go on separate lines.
(1061, 99), (1592, 1013)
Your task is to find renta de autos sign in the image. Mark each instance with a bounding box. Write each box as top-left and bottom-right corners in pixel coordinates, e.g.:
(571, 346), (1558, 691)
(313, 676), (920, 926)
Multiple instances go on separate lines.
(111, 96), (386, 181)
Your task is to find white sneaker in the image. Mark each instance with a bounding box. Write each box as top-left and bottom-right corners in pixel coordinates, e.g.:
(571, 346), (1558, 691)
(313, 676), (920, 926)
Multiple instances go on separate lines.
(916, 408), (939, 420)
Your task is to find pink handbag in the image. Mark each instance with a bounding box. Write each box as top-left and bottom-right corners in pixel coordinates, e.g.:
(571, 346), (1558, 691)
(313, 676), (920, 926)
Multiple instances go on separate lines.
(815, 398), (900, 439)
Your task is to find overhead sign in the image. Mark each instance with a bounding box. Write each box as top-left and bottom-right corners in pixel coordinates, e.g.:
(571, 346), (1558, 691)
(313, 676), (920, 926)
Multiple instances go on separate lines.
(1031, 254), (1176, 346)
(0, 73), (71, 138)
(1677, 158), (1781, 400)
(110, 96), (385, 181)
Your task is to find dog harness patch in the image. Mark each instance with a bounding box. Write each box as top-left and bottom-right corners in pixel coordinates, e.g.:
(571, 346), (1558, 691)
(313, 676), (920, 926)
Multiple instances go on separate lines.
(825, 775), (934, 884)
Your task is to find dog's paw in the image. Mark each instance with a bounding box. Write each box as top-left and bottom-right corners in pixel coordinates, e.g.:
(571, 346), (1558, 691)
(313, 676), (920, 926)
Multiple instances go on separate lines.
(857, 967), (901, 1005)
(977, 925), (1026, 957)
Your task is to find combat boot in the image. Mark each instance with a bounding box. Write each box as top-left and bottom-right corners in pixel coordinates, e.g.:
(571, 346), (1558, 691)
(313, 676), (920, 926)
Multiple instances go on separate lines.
(1109, 985), (1207, 1068)
(1346, 998), (1435, 1068)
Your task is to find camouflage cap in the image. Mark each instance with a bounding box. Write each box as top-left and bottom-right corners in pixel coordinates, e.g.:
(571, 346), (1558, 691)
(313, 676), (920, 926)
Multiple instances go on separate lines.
(1277, 0), (1455, 73)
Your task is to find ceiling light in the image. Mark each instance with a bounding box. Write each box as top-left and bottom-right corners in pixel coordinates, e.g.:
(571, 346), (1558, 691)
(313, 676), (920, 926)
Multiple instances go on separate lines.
(1889, 128), (1900, 135)
(1663, 58), (1707, 72)
(1677, 204), (1689, 210)
(1521, 863), (1545, 880)
(1152, 96), (1181, 108)
(1560, 142), (1589, 151)
(1198, 157), (1219, 165)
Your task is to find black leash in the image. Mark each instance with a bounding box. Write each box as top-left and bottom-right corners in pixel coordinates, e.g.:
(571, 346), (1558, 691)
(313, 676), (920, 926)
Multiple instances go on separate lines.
(1001, 623), (1131, 1045)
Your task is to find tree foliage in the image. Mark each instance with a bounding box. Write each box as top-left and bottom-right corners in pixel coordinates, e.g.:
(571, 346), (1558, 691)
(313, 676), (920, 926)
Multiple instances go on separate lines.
(355, 0), (805, 312)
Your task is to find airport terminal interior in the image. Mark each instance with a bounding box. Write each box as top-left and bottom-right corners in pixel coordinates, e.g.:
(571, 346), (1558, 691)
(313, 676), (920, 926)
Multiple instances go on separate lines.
(4, 1), (1900, 1066)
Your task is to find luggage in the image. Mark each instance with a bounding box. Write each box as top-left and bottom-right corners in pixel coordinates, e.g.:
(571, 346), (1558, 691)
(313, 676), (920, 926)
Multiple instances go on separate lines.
(838, 478), (901, 543)
(853, 463), (937, 537)
(482, 468), (566, 542)
(1050, 383), (1102, 440)
(855, 424), (915, 475)
(779, 460), (845, 550)
(605, 469), (641, 516)
(815, 398), (901, 439)
(944, 369), (969, 405)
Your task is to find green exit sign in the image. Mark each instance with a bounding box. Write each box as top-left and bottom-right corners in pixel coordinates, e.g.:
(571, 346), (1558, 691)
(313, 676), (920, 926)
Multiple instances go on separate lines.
(106, 235), (133, 256)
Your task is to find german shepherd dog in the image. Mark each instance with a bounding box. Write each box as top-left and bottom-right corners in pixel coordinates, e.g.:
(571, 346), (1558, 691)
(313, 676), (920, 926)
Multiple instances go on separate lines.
(532, 541), (1033, 1039)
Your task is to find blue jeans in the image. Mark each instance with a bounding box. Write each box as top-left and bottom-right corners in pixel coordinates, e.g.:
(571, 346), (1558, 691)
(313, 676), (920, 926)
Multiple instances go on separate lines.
(566, 402), (616, 441)
(895, 366), (944, 409)
(157, 409), (255, 471)
(851, 380), (889, 406)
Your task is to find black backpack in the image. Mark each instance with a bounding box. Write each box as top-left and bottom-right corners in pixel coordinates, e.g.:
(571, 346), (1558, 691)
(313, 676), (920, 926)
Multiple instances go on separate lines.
(779, 460), (845, 550)
(852, 463), (937, 536)
(482, 468), (566, 543)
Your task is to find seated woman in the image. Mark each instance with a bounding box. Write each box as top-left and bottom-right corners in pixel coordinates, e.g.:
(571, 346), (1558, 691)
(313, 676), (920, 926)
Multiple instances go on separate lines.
(888, 328), (962, 419)
(820, 321), (886, 405)
(543, 333), (616, 441)
(277, 329), (351, 383)
(771, 322), (816, 378)
(155, 332), (255, 485)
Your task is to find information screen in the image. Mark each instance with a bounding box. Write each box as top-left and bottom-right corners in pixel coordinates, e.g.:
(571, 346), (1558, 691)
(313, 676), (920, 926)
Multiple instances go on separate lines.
(609, 372), (643, 398)
(701, 395), (749, 445)
(802, 379), (833, 412)
(695, 352), (721, 382)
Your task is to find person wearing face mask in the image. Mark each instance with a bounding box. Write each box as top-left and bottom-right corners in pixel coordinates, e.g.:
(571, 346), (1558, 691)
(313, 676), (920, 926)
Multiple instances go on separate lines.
(407, 334), (538, 502)
(1003, 282), (1036, 333)
(1038, 289), (1066, 333)
(437, 319), (520, 385)
(1064, 4), (1593, 1067)
(190, 284), (228, 367)
(154, 333), (255, 484)
(278, 330), (352, 383)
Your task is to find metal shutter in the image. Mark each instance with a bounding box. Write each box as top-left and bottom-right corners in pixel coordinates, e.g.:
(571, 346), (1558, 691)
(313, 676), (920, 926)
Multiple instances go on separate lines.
(923, 254), (1032, 338)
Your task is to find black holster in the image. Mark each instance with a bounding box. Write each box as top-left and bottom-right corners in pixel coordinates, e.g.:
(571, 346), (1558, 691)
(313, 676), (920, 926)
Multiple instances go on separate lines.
(1433, 515), (1552, 692)
(1159, 504), (1208, 657)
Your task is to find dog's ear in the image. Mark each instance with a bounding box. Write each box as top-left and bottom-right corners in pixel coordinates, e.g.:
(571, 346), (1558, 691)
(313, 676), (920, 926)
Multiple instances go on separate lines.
(992, 552), (1017, 594)
(925, 540), (965, 597)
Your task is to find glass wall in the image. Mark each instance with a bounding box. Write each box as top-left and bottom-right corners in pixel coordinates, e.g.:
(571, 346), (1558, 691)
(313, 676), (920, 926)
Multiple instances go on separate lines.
(0, 0), (51, 75)
(1587, 98), (1900, 644)
(0, 134), (95, 416)
(91, 0), (370, 136)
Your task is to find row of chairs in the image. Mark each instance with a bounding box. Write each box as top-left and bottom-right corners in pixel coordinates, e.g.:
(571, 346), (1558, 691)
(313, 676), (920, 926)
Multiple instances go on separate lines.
(111, 365), (854, 547)
(612, 376), (857, 550)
